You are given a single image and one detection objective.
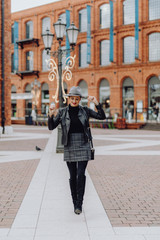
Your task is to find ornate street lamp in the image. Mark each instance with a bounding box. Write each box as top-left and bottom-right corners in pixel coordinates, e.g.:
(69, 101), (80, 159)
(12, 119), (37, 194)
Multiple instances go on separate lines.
(42, 18), (79, 153)
(41, 28), (54, 55)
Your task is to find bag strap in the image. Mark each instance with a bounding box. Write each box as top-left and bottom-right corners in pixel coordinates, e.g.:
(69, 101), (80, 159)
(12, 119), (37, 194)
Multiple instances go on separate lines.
(88, 127), (94, 148)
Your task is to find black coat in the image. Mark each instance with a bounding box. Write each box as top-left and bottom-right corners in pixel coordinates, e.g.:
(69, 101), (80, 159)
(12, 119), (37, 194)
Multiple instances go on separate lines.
(48, 104), (106, 146)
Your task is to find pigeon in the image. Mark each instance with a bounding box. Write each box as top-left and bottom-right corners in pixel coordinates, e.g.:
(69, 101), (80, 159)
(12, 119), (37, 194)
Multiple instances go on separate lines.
(35, 146), (42, 151)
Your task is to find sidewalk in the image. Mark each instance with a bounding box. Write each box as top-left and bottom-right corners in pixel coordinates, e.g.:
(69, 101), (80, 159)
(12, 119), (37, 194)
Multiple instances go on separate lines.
(0, 126), (160, 239)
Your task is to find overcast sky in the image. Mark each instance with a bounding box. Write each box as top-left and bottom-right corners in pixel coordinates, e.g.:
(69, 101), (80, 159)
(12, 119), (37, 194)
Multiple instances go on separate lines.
(11, 0), (60, 12)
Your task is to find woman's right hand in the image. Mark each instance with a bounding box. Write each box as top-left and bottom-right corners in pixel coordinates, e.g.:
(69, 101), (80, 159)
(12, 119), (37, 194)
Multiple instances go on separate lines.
(48, 103), (58, 117)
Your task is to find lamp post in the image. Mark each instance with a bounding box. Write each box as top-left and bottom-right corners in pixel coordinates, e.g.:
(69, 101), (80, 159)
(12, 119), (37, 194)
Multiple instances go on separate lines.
(42, 18), (79, 153)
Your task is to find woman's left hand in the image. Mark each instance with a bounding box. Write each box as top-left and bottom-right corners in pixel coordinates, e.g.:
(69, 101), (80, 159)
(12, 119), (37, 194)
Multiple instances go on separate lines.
(88, 96), (99, 105)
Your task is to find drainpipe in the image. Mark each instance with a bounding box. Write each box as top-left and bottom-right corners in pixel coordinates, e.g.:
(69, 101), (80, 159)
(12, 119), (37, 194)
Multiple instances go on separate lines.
(1, 0), (5, 134)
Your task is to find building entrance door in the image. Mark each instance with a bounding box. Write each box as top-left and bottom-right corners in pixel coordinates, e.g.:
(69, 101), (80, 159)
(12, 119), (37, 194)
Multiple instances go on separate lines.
(122, 78), (134, 120)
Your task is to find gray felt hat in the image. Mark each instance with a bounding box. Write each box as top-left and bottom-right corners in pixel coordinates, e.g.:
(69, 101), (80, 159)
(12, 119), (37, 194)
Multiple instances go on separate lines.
(68, 86), (82, 97)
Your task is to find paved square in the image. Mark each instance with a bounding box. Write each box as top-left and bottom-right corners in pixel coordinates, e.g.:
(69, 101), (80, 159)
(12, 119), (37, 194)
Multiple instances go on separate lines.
(88, 128), (160, 227)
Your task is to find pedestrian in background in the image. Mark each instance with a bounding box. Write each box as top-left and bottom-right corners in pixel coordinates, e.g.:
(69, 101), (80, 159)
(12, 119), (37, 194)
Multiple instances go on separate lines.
(48, 86), (106, 214)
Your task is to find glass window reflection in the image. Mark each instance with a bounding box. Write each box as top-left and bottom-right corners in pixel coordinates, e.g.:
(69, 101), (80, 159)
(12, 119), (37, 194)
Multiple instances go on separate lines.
(42, 49), (50, 71)
(100, 4), (110, 29)
(99, 79), (110, 114)
(26, 51), (34, 71)
(26, 21), (33, 39)
(79, 43), (89, 68)
(149, 0), (160, 20)
(78, 80), (88, 106)
(123, 0), (135, 25)
(100, 40), (110, 66)
(79, 9), (87, 32)
(149, 33), (160, 62)
(123, 36), (135, 64)
(42, 17), (50, 34)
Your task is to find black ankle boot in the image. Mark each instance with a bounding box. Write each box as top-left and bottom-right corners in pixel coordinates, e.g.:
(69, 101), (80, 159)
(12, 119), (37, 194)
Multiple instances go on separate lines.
(69, 179), (77, 211)
(74, 201), (82, 214)
(75, 175), (86, 214)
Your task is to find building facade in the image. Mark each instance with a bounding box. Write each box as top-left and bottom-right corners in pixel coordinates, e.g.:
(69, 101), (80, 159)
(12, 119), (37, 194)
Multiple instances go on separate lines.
(11, 0), (160, 122)
(0, 0), (12, 133)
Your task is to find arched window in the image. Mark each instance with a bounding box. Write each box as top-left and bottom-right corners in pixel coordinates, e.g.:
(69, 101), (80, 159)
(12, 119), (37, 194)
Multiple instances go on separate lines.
(100, 40), (110, 66)
(78, 80), (88, 106)
(79, 43), (88, 68)
(26, 51), (34, 71)
(26, 21), (33, 39)
(123, 0), (135, 25)
(59, 13), (66, 36)
(99, 79), (110, 114)
(25, 84), (31, 93)
(79, 9), (87, 32)
(149, 33), (160, 62)
(42, 49), (50, 71)
(59, 13), (66, 24)
(11, 85), (16, 93)
(42, 17), (50, 34)
(148, 76), (160, 120)
(148, 77), (160, 106)
(122, 78), (134, 119)
(100, 4), (110, 29)
(149, 0), (160, 20)
(123, 36), (135, 64)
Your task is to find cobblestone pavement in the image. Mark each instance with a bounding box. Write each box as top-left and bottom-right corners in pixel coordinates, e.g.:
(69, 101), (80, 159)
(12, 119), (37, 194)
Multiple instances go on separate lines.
(0, 125), (50, 228)
(87, 128), (160, 227)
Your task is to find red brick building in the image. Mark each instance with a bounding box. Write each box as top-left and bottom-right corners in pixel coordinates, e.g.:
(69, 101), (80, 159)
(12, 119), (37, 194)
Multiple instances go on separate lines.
(11, 0), (160, 122)
(0, 0), (12, 133)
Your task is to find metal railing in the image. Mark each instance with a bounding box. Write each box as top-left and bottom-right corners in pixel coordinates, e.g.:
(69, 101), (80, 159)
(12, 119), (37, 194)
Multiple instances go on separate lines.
(11, 107), (160, 125)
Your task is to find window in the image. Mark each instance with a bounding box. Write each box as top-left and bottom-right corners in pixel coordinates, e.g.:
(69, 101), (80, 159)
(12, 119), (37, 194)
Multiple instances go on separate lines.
(42, 17), (50, 34)
(123, 37), (135, 64)
(100, 4), (110, 29)
(149, 33), (160, 62)
(26, 21), (33, 39)
(78, 80), (88, 106)
(99, 79), (110, 114)
(149, 0), (160, 20)
(11, 53), (14, 73)
(122, 78), (134, 119)
(79, 43), (89, 68)
(123, 0), (135, 25)
(59, 13), (66, 35)
(11, 25), (14, 44)
(100, 40), (110, 66)
(26, 51), (34, 71)
(59, 13), (66, 24)
(42, 49), (50, 71)
(148, 76), (160, 120)
(79, 9), (87, 32)
(41, 83), (49, 114)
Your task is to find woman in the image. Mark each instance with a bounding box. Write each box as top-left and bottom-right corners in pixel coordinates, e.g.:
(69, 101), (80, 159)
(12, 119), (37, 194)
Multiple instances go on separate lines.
(48, 86), (106, 215)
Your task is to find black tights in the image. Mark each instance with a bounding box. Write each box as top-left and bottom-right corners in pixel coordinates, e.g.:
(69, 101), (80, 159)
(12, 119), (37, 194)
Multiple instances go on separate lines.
(66, 161), (88, 180)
